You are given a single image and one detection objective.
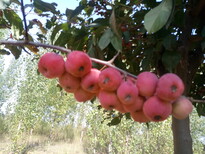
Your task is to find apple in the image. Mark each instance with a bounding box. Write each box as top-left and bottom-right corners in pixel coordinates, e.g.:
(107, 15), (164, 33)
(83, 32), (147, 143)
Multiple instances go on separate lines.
(143, 96), (172, 122)
(59, 72), (81, 93)
(123, 96), (145, 112)
(38, 52), (65, 78)
(98, 90), (121, 110)
(117, 80), (139, 105)
(74, 87), (95, 102)
(98, 67), (122, 91)
(136, 71), (158, 97)
(156, 73), (185, 102)
(130, 110), (150, 123)
(81, 68), (101, 93)
(65, 51), (92, 77)
(172, 96), (193, 120)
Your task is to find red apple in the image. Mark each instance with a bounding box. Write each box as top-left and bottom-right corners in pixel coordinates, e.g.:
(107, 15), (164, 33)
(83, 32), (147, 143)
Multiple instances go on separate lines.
(172, 96), (193, 120)
(156, 73), (185, 102)
(136, 71), (158, 97)
(143, 96), (172, 122)
(130, 110), (150, 123)
(117, 80), (139, 105)
(123, 96), (145, 112)
(59, 72), (81, 93)
(98, 67), (122, 91)
(81, 68), (101, 93)
(98, 90), (121, 110)
(38, 52), (65, 78)
(65, 51), (92, 77)
(74, 87), (95, 102)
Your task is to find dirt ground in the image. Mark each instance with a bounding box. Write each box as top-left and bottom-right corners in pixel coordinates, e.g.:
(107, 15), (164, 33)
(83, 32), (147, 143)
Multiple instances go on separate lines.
(0, 135), (85, 154)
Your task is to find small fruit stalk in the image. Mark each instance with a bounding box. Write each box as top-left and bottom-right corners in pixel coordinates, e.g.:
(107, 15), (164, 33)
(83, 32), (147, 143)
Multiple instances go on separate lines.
(38, 51), (193, 123)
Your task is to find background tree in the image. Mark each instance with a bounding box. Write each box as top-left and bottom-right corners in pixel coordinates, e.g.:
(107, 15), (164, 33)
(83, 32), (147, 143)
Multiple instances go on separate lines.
(0, 0), (204, 153)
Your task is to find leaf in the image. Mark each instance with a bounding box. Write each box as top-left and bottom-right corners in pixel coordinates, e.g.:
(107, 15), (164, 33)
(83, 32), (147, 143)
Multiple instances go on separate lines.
(108, 116), (121, 126)
(109, 9), (120, 39)
(111, 35), (122, 52)
(162, 34), (177, 51)
(98, 28), (113, 50)
(4, 9), (23, 38)
(144, 0), (173, 33)
(162, 51), (181, 72)
(33, 0), (58, 14)
(5, 45), (22, 59)
(51, 24), (64, 44)
(0, 49), (10, 55)
(0, 0), (10, 9)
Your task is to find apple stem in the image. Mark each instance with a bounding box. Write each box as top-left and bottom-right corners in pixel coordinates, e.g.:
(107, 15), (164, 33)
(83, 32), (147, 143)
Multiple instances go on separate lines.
(0, 40), (137, 79)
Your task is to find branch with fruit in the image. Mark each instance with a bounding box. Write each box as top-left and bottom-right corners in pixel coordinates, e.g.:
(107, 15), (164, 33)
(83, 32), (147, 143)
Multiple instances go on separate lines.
(0, 40), (203, 123)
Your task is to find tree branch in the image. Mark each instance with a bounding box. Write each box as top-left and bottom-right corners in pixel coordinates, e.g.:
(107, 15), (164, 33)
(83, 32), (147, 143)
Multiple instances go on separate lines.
(20, 0), (29, 42)
(188, 97), (205, 103)
(0, 40), (137, 79)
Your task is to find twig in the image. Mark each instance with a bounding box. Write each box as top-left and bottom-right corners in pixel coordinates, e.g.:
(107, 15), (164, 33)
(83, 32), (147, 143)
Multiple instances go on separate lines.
(20, 0), (29, 42)
(0, 40), (72, 53)
(0, 40), (137, 79)
(188, 97), (205, 103)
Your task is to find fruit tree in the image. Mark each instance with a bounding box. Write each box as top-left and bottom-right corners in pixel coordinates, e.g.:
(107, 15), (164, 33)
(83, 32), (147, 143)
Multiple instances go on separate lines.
(0, 0), (205, 153)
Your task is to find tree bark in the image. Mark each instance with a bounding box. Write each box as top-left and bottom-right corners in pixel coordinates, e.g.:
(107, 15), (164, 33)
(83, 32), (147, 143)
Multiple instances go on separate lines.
(172, 117), (193, 154)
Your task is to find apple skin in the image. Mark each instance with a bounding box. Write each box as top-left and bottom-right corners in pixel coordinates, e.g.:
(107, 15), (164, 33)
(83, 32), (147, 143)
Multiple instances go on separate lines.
(65, 51), (92, 77)
(156, 73), (185, 102)
(81, 68), (101, 93)
(74, 87), (95, 102)
(98, 90), (121, 110)
(59, 72), (81, 93)
(123, 96), (145, 112)
(143, 96), (172, 122)
(38, 52), (65, 79)
(172, 96), (193, 120)
(117, 80), (139, 105)
(98, 67), (122, 91)
(130, 110), (150, 123)
(136, 71), (158, 97)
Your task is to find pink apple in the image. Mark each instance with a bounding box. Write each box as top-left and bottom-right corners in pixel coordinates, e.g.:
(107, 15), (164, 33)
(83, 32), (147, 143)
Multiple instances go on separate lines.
(117, 80), (139, 105)
(143, 96), (172, 122)
(156, 73), (185, 102)
(98, 67), (122, 91)
(172, 96), (193, 120)
(59, 72), (81, 93)
(81, 68), (101, 93)
(38, 52), (65, 78)
(65, 51), (92, 77)
(136, 71), (158, 97)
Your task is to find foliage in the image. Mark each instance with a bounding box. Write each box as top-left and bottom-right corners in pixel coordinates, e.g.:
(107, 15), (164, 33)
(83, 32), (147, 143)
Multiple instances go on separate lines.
(83, 103), (205, 154)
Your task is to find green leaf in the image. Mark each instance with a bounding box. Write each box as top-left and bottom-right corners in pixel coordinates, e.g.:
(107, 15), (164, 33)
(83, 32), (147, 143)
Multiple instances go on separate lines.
(51, 24), (64, 44)
(98, 28), (113, 50)
(0, 49), (10, 55)
(3, 9), (24, 38)
(5, 45), (22, 59)
(33, 0), (58, 14)
(144, 0), (173, 33)
(162, 34), (177, 51)
(0, 0), (10, 9)
(111, 35), (122, 52)
(162, 51), (181, 72)
(108, 116), (121, 126)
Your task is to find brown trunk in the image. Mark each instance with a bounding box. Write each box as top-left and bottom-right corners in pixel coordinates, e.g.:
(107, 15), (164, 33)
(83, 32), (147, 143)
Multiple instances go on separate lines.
(172, 117), (193, 154)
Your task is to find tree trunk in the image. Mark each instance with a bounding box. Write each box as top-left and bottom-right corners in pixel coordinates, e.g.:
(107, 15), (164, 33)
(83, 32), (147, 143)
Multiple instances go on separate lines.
(172, 117), (193, 154)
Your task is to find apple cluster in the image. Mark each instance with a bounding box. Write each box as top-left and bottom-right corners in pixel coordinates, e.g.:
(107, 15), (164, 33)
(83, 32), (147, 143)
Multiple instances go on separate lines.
(38, 51), (193, 123)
